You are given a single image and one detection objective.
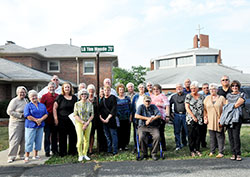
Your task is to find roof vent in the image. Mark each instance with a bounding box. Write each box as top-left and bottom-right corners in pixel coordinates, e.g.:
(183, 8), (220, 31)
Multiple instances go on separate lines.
(44, 48), (47, 51)
(5, 41), (16, 45)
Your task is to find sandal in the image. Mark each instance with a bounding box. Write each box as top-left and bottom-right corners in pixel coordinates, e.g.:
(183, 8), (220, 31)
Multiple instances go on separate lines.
(24, 157), (29, 163)
(230, 155), (236, 160)
(236, 155), (242, 161)
(196, 151), (202, 157)
(216, 153), (224, 158)
(191, 152), (196, 157)
(209, 152), (214, 157)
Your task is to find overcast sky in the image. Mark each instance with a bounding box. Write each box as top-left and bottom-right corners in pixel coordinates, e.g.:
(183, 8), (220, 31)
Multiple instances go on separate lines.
(1, 0), (250, 71)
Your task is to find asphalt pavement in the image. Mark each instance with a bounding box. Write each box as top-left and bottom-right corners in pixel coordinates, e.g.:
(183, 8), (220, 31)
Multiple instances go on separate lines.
(1, 157), (250, 177)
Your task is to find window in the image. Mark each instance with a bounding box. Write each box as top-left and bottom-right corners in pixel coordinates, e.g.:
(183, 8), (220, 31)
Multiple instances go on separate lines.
(47, 61), (60, 72)
(196, 55), (217, 64)
(159, 59), (175, 68)
(83, 60), (95, 74)
(177, 56), (193, 66)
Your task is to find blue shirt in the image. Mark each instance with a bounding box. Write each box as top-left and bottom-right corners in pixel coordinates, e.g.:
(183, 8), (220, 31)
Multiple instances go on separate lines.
(117, 96), (131, 121)
(24, 102), (48, 128)
(136, 104), (161, 127)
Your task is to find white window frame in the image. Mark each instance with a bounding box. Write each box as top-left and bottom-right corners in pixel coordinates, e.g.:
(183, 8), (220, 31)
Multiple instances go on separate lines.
(83, 60), (95, 75)
(47, 60), (60, 73)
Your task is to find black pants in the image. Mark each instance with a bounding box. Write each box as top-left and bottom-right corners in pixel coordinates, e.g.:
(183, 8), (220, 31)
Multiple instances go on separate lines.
(209, 130), (224, 154)
(187, 123), (201, 153)
(200, 124), (207, 148)
(117, 119), (130, 149)
(58, 118), (77, 157)
(44, 124), (58, 154)
(159, 120), (167, 151)
(228, 122), (242, 156)
(138, 126), (160, 156)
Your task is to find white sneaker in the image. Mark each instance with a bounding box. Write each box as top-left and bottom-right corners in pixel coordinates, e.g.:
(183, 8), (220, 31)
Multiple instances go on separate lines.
(78, 156), (84, 162)
(7, 159), (14, 163)
(83, 155), (91, 161)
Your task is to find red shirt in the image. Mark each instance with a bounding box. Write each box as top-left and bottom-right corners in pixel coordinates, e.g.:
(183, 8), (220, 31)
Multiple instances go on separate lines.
(40, 92), (58, 125)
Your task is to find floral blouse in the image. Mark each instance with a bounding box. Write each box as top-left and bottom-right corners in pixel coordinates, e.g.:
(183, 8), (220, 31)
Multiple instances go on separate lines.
(73, 100), (93, 123)
(185, 93), (205, 125)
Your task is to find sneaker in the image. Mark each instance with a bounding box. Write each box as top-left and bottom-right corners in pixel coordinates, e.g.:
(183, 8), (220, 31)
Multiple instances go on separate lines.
(152, 154), (159, 161)
(78, 156), (84, 162)
(83, 155), (91, 161)
(7, 159), (14, 163)
(32, 156), (40, 160)
(175, 147), (180, 151)
(24, 157), (29, 163)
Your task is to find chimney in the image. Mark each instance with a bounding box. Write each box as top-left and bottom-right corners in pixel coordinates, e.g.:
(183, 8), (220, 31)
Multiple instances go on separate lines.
(70, 38), (72, 46)
(193, 35), (199, 48)
(5, 41), (15, 45)
(199, 34), (209, 48)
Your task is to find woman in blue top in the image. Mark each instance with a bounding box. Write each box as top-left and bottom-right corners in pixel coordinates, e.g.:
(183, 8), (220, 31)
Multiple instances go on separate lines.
(116, 84), (131, 150)
(24, 90), (48, 163)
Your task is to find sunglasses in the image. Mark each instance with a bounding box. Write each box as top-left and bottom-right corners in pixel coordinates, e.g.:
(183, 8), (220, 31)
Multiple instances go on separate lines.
(145, 100), (151, 103)
(203, 87), (209, 89)
(231, 85), (239, 88)
(53, 79), (59, 81)
(221, 79), (229, 81)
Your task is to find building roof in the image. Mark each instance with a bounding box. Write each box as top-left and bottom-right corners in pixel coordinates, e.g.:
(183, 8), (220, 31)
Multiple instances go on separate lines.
(146, 64), (250, 89)
(151, 47), (220, 62)
(0, 58), (70, 84)
(0, 43), (117, 59)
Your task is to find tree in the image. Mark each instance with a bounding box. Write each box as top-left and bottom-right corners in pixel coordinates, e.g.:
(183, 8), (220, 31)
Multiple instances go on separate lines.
(112, 65), (148, 91)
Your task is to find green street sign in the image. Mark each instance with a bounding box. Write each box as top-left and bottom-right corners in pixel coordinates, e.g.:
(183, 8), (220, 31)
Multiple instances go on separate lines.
(81, 45), (114, 53)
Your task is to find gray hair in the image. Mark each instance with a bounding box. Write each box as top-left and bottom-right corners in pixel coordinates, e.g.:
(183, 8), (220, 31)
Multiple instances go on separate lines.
(78, 88), (89, 100)
(16, 86), (27, 95)
(176, 83), (183, 88)
(138, 83), (145, 89)
(209, 83), (218, 90)
(126, 82), (134, 88)
(48, 82), (56, 87)
(78, 83), (86, 90)
(190, 81), (199, 88)
(28, 90), (38, 98)
(146, 82), (153, 87)
(87, 84), (96, 92)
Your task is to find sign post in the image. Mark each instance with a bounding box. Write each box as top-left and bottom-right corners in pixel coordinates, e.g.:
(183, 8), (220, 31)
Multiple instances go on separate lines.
(81, 45), (114, 120)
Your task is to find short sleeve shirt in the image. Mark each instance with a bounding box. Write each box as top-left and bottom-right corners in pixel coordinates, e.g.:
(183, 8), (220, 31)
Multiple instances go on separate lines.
(73, 100), (93, 122)
(185, 94), (205, 125)
(136, 104), (161, 127)
(151, 93), (169, 119)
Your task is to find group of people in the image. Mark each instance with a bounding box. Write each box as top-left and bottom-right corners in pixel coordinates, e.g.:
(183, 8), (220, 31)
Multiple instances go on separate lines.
(6, 74), (245, 163)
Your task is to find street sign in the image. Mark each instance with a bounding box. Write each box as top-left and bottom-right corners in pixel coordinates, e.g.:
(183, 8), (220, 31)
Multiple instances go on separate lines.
(81, 45), (114, 53)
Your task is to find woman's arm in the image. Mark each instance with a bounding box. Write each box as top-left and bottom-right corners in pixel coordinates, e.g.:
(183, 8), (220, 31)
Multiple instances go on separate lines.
(53, 102), (59, 126)
(234, 97), (245, 108)
(6, 99), (24, 119)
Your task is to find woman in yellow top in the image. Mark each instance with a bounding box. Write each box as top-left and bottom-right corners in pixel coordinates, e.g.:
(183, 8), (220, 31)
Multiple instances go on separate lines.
(203, 83), (226, 158)
(73, 89), (94, 161)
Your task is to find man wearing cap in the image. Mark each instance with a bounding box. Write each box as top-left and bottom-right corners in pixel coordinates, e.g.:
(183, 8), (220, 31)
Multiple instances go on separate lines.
(135, 95), (161, 161)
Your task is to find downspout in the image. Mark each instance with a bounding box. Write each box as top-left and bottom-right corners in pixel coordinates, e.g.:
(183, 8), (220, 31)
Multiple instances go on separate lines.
(76, 57), (80, 85)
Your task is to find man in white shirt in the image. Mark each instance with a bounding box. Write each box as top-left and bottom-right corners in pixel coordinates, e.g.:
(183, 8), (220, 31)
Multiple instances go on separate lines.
(38, 75), (62, 99)
(103, 78), (117, 96)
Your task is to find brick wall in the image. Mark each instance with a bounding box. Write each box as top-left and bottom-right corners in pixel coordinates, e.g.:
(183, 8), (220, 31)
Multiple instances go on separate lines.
(2, 56), (42, 70)
(193, 35), (199, 48)
(200, 34), (209, 48)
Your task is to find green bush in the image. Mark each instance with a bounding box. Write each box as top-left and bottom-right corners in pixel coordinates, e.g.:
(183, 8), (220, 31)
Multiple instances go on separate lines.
(0, 100), (10, 118)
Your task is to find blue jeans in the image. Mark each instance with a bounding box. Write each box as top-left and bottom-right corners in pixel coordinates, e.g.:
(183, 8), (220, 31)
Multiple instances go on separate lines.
(103, 124), (118, 154)
(25, 127), (44, 152)
(173, 113), (188, 148)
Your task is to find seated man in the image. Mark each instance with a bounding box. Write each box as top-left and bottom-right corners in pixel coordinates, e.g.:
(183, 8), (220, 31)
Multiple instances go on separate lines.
(135, 95), (161, 160)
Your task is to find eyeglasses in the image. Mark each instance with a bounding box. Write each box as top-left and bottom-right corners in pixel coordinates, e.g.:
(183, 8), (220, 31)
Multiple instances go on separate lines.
(203, 87), (209, 89)
(53, 79), (59, 81)
(231, 85), (239, 88)
(221, 79), (229, 81)
(145, 100), (151, 103)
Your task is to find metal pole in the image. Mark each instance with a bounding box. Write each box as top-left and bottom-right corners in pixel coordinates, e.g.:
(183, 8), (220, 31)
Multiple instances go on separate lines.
(96, 52), (100, 107)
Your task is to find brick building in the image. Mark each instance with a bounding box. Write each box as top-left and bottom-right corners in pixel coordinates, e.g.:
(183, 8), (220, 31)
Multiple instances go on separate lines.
(0, 42), (118, 89)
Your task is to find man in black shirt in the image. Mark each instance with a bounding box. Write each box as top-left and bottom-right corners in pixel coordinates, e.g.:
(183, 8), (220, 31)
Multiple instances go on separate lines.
(170, 84), (188, 151)
(217, 75), (232, 98)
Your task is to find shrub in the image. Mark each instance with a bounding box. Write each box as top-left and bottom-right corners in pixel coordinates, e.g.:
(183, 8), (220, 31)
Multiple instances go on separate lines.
(0, 100), (10, 118)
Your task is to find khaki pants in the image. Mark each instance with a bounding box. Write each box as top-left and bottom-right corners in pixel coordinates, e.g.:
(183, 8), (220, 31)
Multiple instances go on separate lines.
(8, 120), (25, 159)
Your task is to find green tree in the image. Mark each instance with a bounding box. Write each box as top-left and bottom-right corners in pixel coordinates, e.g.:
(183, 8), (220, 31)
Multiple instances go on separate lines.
(112, 65), (148, 91)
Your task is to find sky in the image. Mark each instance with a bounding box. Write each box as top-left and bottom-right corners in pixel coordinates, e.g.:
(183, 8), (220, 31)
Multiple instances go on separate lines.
(1, 0), (250, 72)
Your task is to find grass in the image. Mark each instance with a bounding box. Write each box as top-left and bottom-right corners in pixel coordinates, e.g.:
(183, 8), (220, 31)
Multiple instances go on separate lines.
(45, 124), (250, 164)
(0, 126), (8, 151)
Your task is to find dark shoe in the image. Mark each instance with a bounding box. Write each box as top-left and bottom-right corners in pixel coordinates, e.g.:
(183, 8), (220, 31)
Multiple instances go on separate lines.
(152, 154), (159, 161)
(45, 152), (50, 157)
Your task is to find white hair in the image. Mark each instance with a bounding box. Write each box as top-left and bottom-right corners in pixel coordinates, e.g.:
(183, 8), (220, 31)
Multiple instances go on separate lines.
(16, 86), (27, 95)
(48, 82), (56, 87)
(103, 78), (111, 85)
(190, 81), (199, 88)
(78, 88), (89, 100)
(78, 83), (86, 90)
(87, 84), (96, 92)
(126, 82), (134, 88)
(146, 82), (153, 86)
(28, 90), (38, 98)
(209, 83), (218, 90)
(176, 83), (183, 88)
(138, 83), (145, 89)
